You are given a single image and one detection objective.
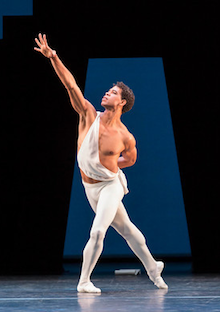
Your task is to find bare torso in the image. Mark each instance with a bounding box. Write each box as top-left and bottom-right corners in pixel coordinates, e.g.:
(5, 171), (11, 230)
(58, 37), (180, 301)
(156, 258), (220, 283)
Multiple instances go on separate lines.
(77, 111), (131, 183)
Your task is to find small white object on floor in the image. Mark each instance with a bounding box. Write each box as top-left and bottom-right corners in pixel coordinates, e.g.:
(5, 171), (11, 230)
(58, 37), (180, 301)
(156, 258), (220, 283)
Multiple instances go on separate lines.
(114, 269), (141, 275)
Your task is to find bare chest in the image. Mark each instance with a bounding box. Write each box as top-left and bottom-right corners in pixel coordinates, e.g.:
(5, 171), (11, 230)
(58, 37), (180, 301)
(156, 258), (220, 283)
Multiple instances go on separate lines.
(99, 125), (124, 156)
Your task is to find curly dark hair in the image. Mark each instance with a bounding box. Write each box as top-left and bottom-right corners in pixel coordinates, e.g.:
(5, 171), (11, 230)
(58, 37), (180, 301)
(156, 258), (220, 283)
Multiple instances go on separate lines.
(113, 81), (135, 114)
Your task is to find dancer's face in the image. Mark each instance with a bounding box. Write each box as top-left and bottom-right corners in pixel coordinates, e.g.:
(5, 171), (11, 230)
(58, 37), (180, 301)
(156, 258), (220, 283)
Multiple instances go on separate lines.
(101, 86), (126, 111)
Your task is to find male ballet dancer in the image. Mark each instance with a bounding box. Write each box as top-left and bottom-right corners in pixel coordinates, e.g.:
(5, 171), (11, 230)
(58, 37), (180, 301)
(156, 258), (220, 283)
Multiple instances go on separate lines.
(34, 33), (168, 293)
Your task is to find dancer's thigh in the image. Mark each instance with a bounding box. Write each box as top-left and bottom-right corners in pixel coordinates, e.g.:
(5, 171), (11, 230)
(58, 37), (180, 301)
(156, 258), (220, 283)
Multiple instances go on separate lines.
(91, 180), (124, 232)
(83, 185), (99, 213)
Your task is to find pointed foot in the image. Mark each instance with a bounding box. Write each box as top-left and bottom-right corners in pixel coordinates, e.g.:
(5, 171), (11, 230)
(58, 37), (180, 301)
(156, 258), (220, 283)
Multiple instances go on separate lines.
(148, 261), (168, 289)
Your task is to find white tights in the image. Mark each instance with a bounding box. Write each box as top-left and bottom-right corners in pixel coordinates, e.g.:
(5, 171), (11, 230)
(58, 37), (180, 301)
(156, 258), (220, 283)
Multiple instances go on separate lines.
(77, 178), (167, 292)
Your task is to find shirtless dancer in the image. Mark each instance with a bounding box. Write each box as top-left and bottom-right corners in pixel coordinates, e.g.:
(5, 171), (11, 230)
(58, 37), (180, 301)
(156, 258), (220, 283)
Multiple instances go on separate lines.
(34, 33), (168, 292)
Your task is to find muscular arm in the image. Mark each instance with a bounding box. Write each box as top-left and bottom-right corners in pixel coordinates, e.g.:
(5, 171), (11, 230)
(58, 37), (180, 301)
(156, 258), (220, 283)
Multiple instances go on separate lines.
(34, 33), (95, 117)
(50, 54), (88, 115)
(118, 135), (137, 169)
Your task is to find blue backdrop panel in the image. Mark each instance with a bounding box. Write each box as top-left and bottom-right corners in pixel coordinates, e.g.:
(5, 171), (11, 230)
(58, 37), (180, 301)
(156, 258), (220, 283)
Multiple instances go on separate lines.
(0, 0), (33, 39)
(64, 57), (191, 257)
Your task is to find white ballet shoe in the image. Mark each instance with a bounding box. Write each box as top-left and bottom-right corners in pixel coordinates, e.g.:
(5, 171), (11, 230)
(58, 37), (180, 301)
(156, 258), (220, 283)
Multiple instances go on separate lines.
(77, 282), (101, 293)
(148, 261), (168, 289)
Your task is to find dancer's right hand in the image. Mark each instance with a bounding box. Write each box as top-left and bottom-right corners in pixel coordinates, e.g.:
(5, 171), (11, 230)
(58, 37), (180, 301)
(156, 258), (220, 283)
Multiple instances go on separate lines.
(34, 33), (56, 58)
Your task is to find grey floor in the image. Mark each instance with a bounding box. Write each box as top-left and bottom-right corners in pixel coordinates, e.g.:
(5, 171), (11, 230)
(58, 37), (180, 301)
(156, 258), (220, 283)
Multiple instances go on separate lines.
(0, 263), (220, 311)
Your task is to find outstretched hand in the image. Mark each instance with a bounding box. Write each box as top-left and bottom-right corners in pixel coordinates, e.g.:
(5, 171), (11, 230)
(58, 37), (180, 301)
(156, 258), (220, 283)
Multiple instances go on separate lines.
(34, 33), (56, 58)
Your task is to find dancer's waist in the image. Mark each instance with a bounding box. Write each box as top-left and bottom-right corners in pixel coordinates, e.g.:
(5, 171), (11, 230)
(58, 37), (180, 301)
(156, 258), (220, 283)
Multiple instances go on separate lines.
(81, 169), (129, 195)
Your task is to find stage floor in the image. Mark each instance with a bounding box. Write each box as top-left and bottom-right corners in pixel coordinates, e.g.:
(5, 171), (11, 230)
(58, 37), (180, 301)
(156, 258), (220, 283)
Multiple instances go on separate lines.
(0, 264), (220, 311)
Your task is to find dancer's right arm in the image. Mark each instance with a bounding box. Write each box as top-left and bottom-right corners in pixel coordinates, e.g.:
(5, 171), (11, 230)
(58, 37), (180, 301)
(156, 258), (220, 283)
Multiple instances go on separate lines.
(34, 33), (95, 117)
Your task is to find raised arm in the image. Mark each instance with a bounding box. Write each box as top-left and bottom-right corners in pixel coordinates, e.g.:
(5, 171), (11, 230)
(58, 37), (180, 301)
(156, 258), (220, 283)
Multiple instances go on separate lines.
(34, 33), (94, 116)
(118, 134), (137, 169)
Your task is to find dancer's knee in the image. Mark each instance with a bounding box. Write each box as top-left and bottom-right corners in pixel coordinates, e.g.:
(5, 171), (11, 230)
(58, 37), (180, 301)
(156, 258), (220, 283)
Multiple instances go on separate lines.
(90, 229), (105, 246)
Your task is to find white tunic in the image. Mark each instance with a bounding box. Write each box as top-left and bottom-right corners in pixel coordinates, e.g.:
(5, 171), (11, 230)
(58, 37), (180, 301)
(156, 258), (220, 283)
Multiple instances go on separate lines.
(77, 112), (129, 194)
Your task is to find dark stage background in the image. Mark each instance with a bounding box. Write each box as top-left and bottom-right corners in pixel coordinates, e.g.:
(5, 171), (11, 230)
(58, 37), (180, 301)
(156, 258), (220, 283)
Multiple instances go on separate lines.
(0, 1), (219, 274)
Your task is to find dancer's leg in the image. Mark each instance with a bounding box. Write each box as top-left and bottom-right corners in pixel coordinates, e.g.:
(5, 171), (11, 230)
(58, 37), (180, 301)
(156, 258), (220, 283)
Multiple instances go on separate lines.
(77, 180), (124, 292)
(111, 202), (168, 289)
